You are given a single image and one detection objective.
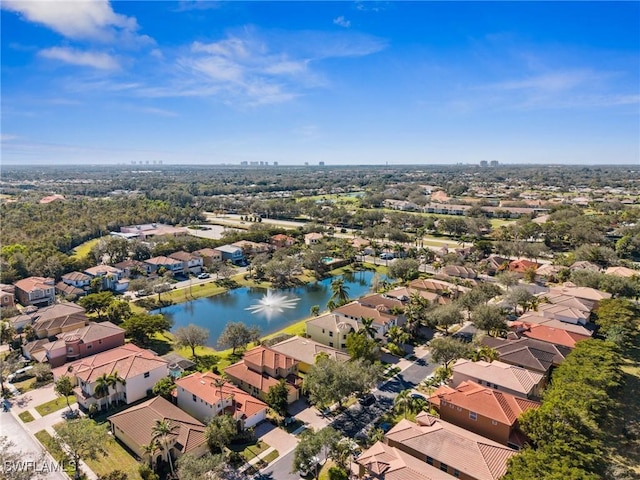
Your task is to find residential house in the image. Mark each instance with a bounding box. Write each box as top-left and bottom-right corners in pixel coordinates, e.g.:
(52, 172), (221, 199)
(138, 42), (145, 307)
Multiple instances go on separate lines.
(84, 265), (127, 292)
(14, 276), (55, 307)
(192, 248), (222, 267)
(451, 359), (545, 399)
(333, 300), (403, 341)
(509, 322), (590, 348)
(305, 313), (360, 350)
(536, 303), (590, 325)
(61, 271), (92, 290)
(605, 266), (639, 278)
(232, 240), (271, 256)
(224, 346), (301, 404)
(351, 237), (371, 254)
(0, 284), (16, 308)
(7, 313), (32, 332)
(535, 264), (563, 283)
(55, 282), (85, 299)
(479, 336), (570, 377)
(52, 344), (169, 411)
(144, 256), (184, 274)
(384, 413), (517, 480)
(119, 223), (189, 240)
(168, 251), (204, 275)
(31, 303), (88, 339)
(540, 292), (594, 313)
(23, 321), (125, 367)
(548, 284), (611, 306)
(357, 441), (453, 480)
(508, 259), (540, 277)
(161, 353), (196, 379)
(386, 286), (449, 305)
(570, 261), (601, 272)
(270, 234), (295, 249)
(441, 265), (478, 279)
(214, 245), (245, 265)
(108, 396), (208, 467)
(513, 313), (595, 337)
(113, 259), (152, 277)
(409, 278), (469, 299)
(428, 381), (540, 449)
(481, 255), (510, 276)
(269, 336), (350, 374)
(39, 194), (65, 204)
(304, 232), (324, 246)
(175, 371), (268, 428)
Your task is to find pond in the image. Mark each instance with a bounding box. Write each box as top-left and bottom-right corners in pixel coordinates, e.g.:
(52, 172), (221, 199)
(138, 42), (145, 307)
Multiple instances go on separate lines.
(154, 270), (380, 347)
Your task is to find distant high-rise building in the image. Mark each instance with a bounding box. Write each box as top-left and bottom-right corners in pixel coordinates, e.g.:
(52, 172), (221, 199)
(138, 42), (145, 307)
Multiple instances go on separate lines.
(480, 160), (488, 168)
(490, 160), (499, 167)
(240, 161), (248, 166)
(273, 161), (278, 166)
(319, 161), (325, 166)
(304, 162), (309, 166)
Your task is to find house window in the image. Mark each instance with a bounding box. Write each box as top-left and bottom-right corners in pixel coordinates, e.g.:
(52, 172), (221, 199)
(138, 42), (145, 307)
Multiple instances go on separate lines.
(492, 420), (498, 425)
(343, 335), (347, 340)
(98, 340), (102, 344)
(450, 404), (454, 409)
(144, 372), (150, 378)
(453, 469), (460, 478)
(68, 348), (74, 354)
(322, 329), (325, 334)
(329, 331), (333, 337)
(329, 342), (334, 348)
(469, 411), (477, 421)
(457, 407), (462, 411)
(192, 394), (197, 402)
(440, 463), (449, 472)
(426, 456), (433, 465)
(442, 400), (447, 406)
(87, 344), (92, 350)
(341, 344), (346, 349)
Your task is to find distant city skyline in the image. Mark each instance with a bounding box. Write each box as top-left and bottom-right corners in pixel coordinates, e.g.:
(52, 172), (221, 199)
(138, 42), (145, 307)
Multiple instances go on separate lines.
(2, 1), (638, 166)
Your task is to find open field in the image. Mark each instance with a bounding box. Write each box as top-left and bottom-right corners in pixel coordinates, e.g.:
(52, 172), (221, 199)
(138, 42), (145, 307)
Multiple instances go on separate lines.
(70, 236), (107, 259)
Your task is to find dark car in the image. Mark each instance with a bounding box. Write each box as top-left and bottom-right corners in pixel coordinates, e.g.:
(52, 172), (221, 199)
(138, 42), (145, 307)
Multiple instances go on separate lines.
(358, 393), (376, 406)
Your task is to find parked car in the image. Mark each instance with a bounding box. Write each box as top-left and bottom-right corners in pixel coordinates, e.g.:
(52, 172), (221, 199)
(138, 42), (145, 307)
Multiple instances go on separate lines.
(7, 365), (33, 383)
(299, 456), (323, 477)
(380, 252), (394, 260)
(197, 272), (210, 279)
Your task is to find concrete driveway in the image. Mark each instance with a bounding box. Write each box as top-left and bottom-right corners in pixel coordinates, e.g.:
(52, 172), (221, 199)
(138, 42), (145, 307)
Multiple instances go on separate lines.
(254, 421), (298, 454)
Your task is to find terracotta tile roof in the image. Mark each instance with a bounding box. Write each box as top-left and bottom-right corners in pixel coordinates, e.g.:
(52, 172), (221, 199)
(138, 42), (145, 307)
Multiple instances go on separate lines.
(175, 371), (267, 420)
(61, 321), (125, 344)
(386, 415), (517, 480)
(333, 301), (397, 326)
(452, 359), (544, 396)
(53, 344), (167, 383)
(386, 287), (447, 305)
(605, 266), (639, 278)
(537, 303), (589, 323)
(14, 276), (55, 293)
(269, 336), (350, 365)
(108, 396), (205, 454)
(509, 259), (540, 273)
(144, 256), (182, 266)
(224, 361), (297, 396)
(539, 293), (594, 313)
(515, 314), (595, 336)
(357, 441), (452, 480)
(113, 259), (147, 270)
(168, 251), (197, 262)
(549, 284), (611, 302)
(510, 322), (589, 348)
(242, 345), (297, 371)
(429, 381), (540, 425)
(409, 278), (467, 294)
(56, 282), (85, 297)
(192, 248), (221, 257)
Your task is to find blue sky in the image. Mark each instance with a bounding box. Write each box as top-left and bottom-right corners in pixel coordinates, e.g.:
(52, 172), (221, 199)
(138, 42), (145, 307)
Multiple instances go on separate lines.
(2, 1), (639, 166)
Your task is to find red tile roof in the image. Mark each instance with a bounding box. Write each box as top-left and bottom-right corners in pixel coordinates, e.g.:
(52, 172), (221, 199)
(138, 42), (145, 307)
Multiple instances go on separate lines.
(510, 322), (589, 348)
(386, 415), (517, 480)
(429, 381), (540, 425)
(243, 346), (297, 371)
(509, 259), (540, 273)
(224, 361), (297, 396)
(14, 276), (55, 293)
(357, 441), (452, 480)
(175, 371), (267, 419)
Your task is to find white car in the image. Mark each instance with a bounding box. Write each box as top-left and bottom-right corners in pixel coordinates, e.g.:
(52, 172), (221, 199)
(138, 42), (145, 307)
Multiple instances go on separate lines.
(197, 273), (210, 279)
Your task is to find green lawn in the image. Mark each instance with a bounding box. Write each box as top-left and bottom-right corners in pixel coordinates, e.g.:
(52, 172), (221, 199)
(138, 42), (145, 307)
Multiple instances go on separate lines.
(13, 376), (37, 393)
(229, 440), (270, 462)
(70, 237), (107, 259)
(35, 395), (76, 416)
(83, 436), (142, 480)
(262, 449), (279, 464)
(18, 410), (35, 422)
(34, 430), (74, 475)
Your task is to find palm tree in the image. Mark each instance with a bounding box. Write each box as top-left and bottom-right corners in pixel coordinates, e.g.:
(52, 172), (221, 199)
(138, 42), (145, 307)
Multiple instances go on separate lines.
(142, 440), (160, 468)
(109, 371), (126, 407)
(394, 390), (414, 419)
(93, 373), (110, 410)
(468, 346), (499, 363)
(213, 377), (227, 412)
(330, 278), (350, 306)
(152, 419), (178, 476)
(360, 317), (378, 340)
(387, 326), (409, 347)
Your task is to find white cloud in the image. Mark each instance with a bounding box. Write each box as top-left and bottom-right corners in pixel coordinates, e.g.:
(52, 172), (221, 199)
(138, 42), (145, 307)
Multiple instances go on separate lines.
(2, 0), (151, 44)
(39, 47), (119, 70)
(489, 70), (605, 93)
(333, 16), (351, 28)
(1, 134), (20, 142)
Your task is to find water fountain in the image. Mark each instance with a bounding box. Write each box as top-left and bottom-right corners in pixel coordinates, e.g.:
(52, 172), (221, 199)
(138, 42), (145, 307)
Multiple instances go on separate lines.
(245, 289), (300, 320)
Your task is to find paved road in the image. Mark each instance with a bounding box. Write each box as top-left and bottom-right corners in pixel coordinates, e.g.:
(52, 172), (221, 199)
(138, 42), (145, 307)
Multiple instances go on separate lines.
(1, 409), (67, 480)
(258, 352), (435, 480)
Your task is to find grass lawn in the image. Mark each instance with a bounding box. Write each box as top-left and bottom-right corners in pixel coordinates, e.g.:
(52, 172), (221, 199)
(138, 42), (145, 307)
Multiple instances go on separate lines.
(83, 436), (142, 480)
(34, 430), (75, 475)
(18, 410), (35, 422)
(13, 376), (37, 393)
(262, 449), (279, 464)
(229, 439), (270, 462)
(159, 282), (226, 303)
(70, 237), (107, 259)
(35, 395), (76, 417)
